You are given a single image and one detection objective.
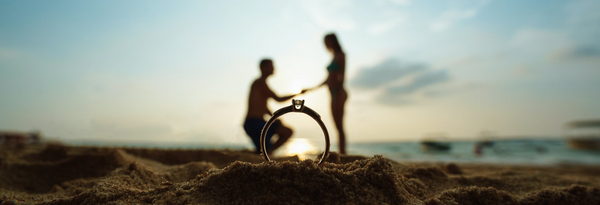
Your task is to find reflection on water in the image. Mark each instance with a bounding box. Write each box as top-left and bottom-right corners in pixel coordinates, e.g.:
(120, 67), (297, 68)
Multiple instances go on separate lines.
(274, 138), (319, 160)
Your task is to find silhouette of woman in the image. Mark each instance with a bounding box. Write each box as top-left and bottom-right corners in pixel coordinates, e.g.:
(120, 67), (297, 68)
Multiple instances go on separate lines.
(305, 33), (348, 154)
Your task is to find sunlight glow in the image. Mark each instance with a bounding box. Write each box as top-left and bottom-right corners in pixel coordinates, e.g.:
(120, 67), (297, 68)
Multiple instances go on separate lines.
(288, 78), (307, 95)
(280, 138), (318, 160)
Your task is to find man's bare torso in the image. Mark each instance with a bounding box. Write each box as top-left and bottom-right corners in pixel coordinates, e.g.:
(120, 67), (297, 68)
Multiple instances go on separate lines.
(246, 78), (270, 119)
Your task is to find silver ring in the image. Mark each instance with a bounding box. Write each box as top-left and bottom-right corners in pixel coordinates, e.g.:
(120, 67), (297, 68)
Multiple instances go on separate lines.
(260, 99), (331, 165)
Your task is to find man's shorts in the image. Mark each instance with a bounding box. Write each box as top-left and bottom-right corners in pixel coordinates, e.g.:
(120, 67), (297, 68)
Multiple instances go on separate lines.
(243, 118), (281, 152)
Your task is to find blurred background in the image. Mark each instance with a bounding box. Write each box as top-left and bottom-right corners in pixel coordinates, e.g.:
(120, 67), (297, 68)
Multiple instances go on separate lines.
(1, 0), (599, 163)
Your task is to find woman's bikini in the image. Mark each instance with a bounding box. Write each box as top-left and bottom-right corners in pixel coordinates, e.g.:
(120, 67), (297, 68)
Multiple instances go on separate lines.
(327, 61), (343, 98)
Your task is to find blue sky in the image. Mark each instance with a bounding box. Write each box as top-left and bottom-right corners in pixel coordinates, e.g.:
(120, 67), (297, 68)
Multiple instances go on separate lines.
(1, 0), (599, 147)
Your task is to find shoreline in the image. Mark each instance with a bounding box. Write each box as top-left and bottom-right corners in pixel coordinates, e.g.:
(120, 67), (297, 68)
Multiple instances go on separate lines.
(1, 144), (599, 204)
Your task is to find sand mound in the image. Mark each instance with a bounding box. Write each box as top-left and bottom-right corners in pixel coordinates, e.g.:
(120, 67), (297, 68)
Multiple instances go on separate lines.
(121, 147), (298, 168)
(1, 145), (600, 204)
(1, 146), (126, 193)
(191, 156), (420, 204)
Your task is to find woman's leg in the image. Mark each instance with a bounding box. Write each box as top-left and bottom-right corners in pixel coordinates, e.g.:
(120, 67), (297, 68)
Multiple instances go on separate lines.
(331, 89), (347, 154)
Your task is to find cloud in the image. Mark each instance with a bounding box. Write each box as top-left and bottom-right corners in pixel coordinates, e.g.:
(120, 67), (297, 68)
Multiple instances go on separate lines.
(430, 0), (490, 32)
(551, 45), (600, 61)
(351, 59), (425, 89)
(300, 0), (409, 35)
(302, 0), (357, 31)
(350, 58), (450, 105)
(385, 70), (449, 95)
(367, 19), (401, 35)
(389, 0), (411, 6)
(365, 5), (408, 35)
(569, 46), (600, 57)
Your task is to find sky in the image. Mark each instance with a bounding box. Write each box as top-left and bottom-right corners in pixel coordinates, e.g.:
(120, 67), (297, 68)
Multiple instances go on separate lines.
(1, 0), (599, 148)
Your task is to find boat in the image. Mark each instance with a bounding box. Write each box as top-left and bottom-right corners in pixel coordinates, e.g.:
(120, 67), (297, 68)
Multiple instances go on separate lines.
(421, 140), (451, 152)
(564, 120), (600, 151)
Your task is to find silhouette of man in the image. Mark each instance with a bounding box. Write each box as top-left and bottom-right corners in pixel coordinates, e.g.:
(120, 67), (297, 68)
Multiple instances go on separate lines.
(244, 59), (303, 153)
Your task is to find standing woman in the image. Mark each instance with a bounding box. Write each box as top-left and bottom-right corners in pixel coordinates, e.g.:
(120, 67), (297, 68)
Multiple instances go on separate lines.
(307, 33), (348, 154)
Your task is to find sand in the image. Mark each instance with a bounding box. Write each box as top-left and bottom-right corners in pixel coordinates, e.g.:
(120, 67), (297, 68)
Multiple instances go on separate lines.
(1, 144), (599, 204)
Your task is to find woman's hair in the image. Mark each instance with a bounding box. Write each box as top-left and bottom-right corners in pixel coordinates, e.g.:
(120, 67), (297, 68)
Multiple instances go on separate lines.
(324, 33), (343, 53)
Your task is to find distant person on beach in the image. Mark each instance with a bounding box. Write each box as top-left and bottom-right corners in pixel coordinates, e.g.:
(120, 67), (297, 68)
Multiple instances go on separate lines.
(474, 142), (483, 157)
(303, 33), (348, 154)
(244, 59), (305, 153)
(0, 131), (41, 149)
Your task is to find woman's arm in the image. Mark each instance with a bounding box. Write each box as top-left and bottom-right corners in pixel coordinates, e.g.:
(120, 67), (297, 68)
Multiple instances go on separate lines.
(301, 79), (326, 93)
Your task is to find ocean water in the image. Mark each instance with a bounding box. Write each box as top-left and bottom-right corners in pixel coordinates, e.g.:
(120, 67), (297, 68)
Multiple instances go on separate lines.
(348, 139), (600, 165)
(63, 138), (600, 165)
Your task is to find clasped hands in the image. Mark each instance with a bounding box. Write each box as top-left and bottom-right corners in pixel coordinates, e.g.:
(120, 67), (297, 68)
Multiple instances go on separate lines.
(298, 85), (323, 95)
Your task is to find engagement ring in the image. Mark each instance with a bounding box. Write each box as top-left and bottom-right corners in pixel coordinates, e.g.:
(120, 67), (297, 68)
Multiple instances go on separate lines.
(260, 99), (331, 165)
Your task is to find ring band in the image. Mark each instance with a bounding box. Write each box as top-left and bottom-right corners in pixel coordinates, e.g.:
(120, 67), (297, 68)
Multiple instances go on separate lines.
(260, 99), (331, 165)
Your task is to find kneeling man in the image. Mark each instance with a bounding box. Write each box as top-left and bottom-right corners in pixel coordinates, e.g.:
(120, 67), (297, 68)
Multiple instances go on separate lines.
(243, 59), (304, 153)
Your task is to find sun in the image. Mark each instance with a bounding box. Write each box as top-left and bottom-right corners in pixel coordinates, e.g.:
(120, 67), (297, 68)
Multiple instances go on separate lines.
(288, 80), (304, 94)
(281, 138), (318, 160)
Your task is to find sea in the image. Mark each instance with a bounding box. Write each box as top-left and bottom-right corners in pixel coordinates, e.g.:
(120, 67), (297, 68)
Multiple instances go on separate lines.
(347, 139), (600, 165)
(63, 138), (600, 165)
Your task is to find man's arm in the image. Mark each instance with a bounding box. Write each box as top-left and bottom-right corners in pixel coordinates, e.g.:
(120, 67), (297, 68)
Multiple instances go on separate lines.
(264, 82), (298, 102)
(265, 108), (273, 116)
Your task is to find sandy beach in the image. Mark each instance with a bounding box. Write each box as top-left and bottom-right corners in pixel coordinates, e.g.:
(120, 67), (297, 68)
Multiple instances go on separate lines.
(1, 144), (599, 204)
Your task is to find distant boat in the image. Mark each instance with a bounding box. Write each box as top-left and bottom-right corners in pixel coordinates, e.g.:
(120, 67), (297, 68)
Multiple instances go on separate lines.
(420, 140), (451, 152)
(564, 120), (600, 151)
